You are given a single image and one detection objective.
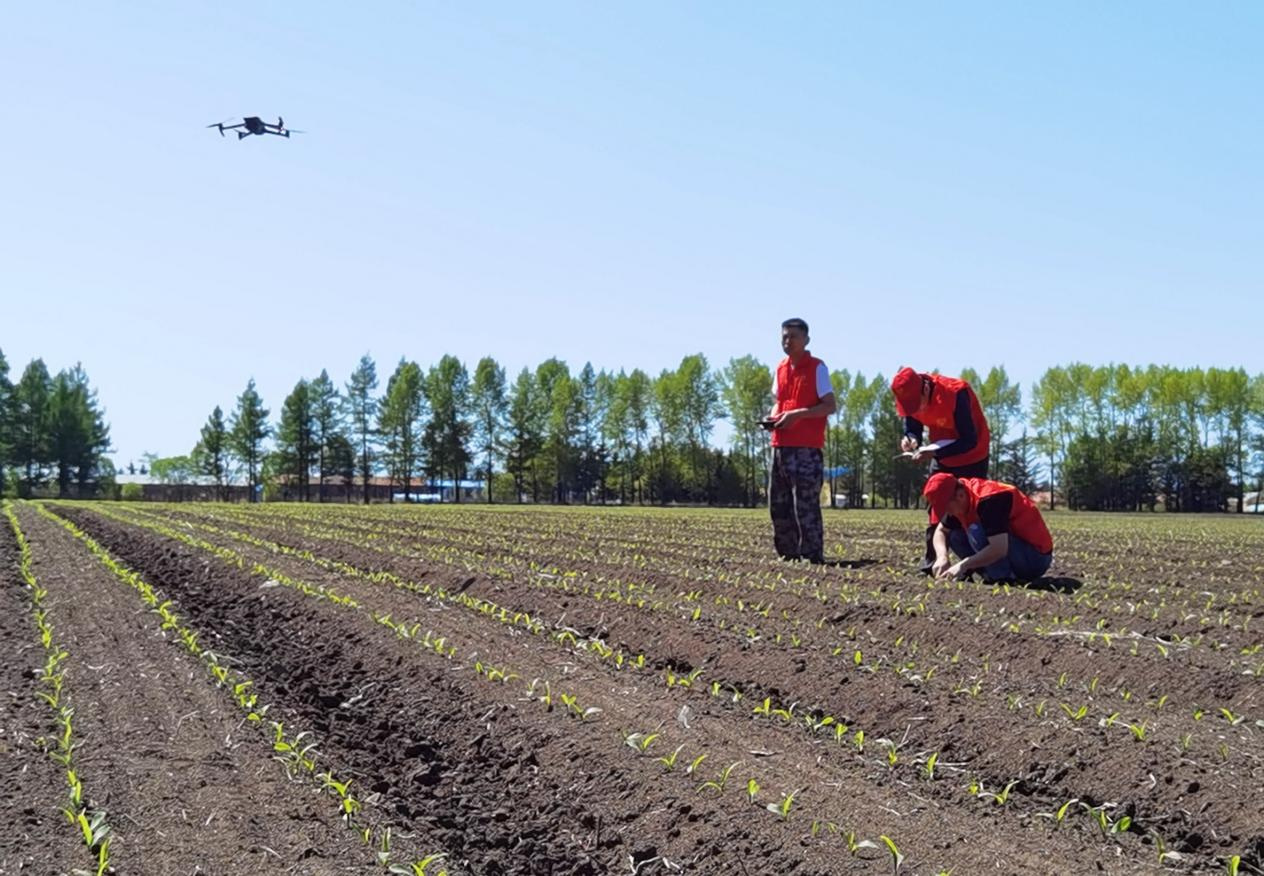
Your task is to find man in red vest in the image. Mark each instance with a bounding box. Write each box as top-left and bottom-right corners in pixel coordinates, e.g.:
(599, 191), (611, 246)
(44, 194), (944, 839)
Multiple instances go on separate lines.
(890, 367), (991, 572)
(923, 473), (1054, 582)
(764, 318), (836, 563)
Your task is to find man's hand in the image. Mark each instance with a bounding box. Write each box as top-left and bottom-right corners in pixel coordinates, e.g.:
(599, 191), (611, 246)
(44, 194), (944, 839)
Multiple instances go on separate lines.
(773, 409), (803, 429)
(900, 436), (918, 453)
(911, 444), (936, 462)
(938, 559), (971, 581)
(930, 555), (952, 579)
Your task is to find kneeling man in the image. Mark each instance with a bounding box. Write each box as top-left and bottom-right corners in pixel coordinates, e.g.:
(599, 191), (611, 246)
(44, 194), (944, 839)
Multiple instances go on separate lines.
(923, 473), (1053, 582)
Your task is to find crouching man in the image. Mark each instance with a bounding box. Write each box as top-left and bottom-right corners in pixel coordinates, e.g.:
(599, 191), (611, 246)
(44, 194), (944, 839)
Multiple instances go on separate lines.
(922, 473), (1053, 583)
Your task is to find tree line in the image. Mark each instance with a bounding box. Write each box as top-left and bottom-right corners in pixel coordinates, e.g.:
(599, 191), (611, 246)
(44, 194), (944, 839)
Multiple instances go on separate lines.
(0, 349), (111, 498)
(5, 344), (1262, 512)
(169, 355), (1264, 512)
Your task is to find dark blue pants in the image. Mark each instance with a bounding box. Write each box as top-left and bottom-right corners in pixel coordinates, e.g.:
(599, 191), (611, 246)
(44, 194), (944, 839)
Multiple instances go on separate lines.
(948, 523), (1052, 582)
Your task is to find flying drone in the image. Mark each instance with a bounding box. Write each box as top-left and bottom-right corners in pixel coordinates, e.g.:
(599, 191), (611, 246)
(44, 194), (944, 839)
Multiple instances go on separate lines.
(207, 116), (303, 140)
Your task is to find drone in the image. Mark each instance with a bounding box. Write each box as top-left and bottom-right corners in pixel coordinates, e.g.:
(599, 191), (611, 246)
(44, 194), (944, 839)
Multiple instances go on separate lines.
(207, 116), (303, 140)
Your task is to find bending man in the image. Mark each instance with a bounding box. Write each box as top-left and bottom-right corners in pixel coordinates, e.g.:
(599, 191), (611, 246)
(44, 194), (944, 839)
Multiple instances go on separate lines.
(890, 367), (990, 571)
(923, 473), (1053, 583)
(767, 318), (836, 563)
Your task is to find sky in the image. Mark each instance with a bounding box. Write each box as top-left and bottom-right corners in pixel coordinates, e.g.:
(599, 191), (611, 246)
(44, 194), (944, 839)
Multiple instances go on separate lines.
(2, 2), (1261, 467)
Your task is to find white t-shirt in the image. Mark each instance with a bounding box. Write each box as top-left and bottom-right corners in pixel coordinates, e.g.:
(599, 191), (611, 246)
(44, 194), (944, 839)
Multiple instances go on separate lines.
(772, 361), (833, 401)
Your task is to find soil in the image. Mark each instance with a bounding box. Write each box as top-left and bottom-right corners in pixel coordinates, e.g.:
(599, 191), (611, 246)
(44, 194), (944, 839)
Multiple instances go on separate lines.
(6, 501), (1262, 875)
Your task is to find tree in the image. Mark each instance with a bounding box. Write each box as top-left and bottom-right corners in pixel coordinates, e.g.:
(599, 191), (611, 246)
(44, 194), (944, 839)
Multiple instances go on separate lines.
(470, 357), (507, 503)
(649, 367), (685, 503)
(422, 355), (472, 502)
(377, 359), (425, 502)
(0, 348), (11, 496)
(996, 430), (1043, 497)
(620, 369), (652, 503)
(574, 363), (610, 502)
(150, 454), (198, 501)
(276, 379), (317, 501)
(326, 433), (357, 502)
(720, 355), (772, 507)
(344, 354), (379, 505)
(310, 369), (342, 503)
(68, 366), (111, 498)
(1206, 367), (1251, 511)
(962, 366), (1023, 462)
(546, 370), (581, 503)
(44, 365), (110, 498)
(11, 359), (53, 497)
(504, 368), (542, 503)
(676, 354), (723, 501)
(195, 405), (231, 501)
(229, 379), (271, 503)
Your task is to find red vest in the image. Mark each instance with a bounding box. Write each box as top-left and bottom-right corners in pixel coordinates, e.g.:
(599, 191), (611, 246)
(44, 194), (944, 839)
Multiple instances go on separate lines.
(773, 353), (828, 449)
(918, 376), (990, 467)
(946, 478), (1054, 554)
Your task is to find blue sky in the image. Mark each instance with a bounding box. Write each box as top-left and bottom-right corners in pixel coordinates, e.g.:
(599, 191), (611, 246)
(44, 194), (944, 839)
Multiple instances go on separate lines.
(2, 2), (1260, 466)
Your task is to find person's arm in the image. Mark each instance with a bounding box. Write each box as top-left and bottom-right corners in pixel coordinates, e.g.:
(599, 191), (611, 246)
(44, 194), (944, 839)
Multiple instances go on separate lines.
(946, 494), (1012, 576)
(953, 532), (1008, 573)
(936, 390), (978, 459)
(903, 416), (924, 442)
(774, 393), (835, 426)
(931, 522), (953, 577)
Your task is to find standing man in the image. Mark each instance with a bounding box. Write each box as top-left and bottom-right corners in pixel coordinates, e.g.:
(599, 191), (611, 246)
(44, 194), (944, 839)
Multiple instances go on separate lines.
(766, 318), (836, 563)
(890, 367), (991, 572)
(923, 472), (1054, 582)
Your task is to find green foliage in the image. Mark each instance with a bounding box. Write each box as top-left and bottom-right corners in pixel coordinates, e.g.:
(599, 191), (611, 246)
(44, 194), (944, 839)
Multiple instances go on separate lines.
(229, 378), (271, 501)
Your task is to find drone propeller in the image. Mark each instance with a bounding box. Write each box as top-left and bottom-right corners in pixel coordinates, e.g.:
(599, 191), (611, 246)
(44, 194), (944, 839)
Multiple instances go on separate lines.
(206, 118), (236, 137)
(284, 129), (306, 134)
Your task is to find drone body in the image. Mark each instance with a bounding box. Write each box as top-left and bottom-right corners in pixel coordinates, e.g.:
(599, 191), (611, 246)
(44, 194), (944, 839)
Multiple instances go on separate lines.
(207, 116), (302, 139)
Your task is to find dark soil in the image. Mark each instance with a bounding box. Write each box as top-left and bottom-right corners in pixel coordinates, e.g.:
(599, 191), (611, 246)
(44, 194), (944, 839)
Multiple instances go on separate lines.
(14, 501), (1263, 875)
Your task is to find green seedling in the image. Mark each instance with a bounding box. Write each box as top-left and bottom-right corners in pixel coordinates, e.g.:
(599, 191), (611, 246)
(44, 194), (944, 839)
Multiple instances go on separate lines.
(697, 761), (741, 796)
(388, 853), (448, 876)
(846, 832), (878, 855)
(746, 778), (760, 803)
(765, 788), (800, 820)
(922, 751), (939, 781)
(624, 731), (659, 754)
(879, 835), (904, 875)
(657, 745), (684, 772)
(686, 753), (707, 775)
(1061, 703), (1089, 721)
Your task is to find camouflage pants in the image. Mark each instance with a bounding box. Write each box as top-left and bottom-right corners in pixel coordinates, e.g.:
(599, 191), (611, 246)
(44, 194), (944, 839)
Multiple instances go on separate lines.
(769, 447), (824, 561)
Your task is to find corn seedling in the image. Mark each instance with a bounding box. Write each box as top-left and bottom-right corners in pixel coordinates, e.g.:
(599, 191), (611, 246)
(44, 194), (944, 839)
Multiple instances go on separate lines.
(846, 832), (878, 855)
(879, 835), (904, 875)
(686, 753), (707, 775)
(765, 788), (800, 820)
(657, 745), (684, 772)
(746, 778), (760, 803)
(922, 751), (939, 781)
(696, 761), (740, 796)
(624, 731), (659, 754)
(388, 853), (449, 876)
(1061, 703), (1089, 721)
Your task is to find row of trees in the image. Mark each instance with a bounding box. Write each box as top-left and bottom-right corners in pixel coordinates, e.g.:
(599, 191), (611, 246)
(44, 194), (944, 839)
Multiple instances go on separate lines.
(179, 354), (1264, 511)
(0, 349), (111, 498)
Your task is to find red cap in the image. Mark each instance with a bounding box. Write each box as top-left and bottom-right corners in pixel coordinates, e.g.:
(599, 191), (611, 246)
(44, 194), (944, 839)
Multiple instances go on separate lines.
(891, 367), (922, 416)
(923, 472), (960, 518)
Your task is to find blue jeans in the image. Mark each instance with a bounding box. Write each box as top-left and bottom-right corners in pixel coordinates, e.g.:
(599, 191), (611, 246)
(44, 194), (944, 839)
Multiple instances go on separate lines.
(948, 524), (1052, 582)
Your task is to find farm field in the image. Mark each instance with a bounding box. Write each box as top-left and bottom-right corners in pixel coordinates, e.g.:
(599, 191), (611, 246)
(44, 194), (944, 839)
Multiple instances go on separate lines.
(2, 500), (1262, 875)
